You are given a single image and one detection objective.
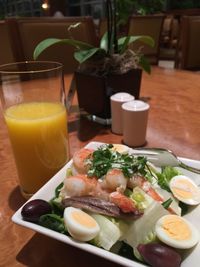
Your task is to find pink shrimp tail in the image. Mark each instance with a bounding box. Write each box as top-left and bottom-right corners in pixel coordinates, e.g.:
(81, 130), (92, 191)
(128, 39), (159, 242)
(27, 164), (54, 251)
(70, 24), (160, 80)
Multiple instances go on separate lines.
(109, 191), (137, 213)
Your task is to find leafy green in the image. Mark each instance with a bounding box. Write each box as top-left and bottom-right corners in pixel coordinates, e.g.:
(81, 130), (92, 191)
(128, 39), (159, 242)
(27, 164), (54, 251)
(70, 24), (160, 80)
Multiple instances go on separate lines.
(33, 38), (94, 60)
(100, 32), (109, 51)
(123, 202), (167, 251)
(74, 48), (104, 64)
(33, 19), (155, 74)
(129, 187), (154, 211)
(162, 198), (173, 209)
(87, 144), (148, 178)
(91, 214), (121, 250)
(118, 35), (155, 53)
(124, 188), (134, 197)
(55, 182), (64, 198)
(118, 242), (136, 260)
(139, 55), (151, 74)
(156, 166), (181, 192)
(39, 214), (66, 234)
(179, 202), (189, 216)
(118, 36), (131, 54)
(49, 182), (64, 216)
(50, 198), (64, 217)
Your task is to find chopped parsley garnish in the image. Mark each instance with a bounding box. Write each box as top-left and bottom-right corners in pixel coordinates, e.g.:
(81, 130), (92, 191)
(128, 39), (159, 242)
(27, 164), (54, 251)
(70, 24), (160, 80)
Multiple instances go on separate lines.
(86, 144), (148, 178)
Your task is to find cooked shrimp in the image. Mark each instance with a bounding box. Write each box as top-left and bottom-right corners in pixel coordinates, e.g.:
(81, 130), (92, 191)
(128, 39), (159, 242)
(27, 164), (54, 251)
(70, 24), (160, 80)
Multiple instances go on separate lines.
(109, 191), (137, 213)
(61, 174), (97, 197)
(104, 168), (127, 192)
(61, 174), (141, 214)
(94, 181), (111, 201)
(72, 148), (93, 174)
(128, 175), (164, 202)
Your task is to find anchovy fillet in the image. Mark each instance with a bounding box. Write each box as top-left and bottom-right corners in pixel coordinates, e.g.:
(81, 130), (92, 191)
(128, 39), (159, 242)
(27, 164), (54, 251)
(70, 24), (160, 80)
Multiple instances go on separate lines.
(62, 196), (142, 219)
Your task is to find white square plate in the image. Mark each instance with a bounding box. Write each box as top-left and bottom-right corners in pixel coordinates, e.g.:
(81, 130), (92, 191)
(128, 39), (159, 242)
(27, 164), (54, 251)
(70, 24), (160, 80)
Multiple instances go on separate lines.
(12, 141), (200, 267)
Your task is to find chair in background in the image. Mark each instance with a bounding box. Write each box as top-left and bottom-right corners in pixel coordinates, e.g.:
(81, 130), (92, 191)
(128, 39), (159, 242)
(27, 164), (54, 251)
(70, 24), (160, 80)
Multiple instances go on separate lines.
(0, 21), (16, 65)
(128, 15), (165, 65)
(175, 16), (200, 70)
(160, 15), (173, 47)
(159, 15), (179, 61)
(6, 17), (98, 73)
(169, 17), (180, 49)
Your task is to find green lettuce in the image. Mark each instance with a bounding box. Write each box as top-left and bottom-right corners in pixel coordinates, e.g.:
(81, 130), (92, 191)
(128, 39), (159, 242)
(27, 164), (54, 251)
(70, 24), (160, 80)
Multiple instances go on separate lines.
(156, 166), (181, 192)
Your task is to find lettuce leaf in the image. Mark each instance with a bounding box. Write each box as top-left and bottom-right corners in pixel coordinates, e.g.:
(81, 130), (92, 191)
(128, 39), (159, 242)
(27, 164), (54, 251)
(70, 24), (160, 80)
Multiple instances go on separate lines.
(122, 202), (169, 250)
(156, 166), (181, 192)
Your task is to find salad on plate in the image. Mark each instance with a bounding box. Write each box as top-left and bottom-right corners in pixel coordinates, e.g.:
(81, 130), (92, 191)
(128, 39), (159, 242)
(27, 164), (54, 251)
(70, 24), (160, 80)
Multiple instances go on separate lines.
(20, 143), (200, 267)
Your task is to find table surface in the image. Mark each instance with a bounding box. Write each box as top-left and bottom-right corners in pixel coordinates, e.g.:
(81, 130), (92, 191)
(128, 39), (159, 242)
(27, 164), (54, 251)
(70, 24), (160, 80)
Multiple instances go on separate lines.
(1, 66), (200, 267)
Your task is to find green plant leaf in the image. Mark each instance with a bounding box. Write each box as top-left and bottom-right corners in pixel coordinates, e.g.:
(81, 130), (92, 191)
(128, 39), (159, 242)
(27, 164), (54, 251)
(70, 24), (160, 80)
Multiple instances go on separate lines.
(139, 55), (151, 74)
(118, 35), (155, 52)
(33, 38), (94, 59)
(100, 32), (108, 52)
(74, 48), (102, 64)
(119, 36), (131, 54)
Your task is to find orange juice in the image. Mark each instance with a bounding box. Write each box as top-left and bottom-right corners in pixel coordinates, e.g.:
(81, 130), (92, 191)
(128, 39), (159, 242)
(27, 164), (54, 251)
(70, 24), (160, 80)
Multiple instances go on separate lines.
(4, 102), (69, 197)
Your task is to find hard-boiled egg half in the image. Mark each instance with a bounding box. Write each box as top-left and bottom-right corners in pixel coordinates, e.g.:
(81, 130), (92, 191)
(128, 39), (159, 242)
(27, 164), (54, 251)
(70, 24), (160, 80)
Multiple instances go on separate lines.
(169, 175), (200, 205)
(64, 207), (100, 241)
(155, 214), (199, 249)
(112, 144), (130, 154)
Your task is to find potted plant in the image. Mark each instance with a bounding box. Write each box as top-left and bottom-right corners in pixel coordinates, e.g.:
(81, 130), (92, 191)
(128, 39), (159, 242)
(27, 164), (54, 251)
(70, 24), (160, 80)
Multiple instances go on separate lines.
(34, 0), (154, 122)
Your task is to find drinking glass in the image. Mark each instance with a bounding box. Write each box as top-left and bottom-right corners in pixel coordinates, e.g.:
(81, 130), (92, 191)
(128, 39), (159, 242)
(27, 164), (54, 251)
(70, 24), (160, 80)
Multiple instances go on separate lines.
(0, 61), (69, 199)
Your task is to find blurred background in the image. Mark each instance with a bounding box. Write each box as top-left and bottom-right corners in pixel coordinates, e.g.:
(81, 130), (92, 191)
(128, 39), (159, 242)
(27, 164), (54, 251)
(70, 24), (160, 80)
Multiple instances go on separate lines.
(1, 0), (200, 71)
(0, 1), (199, 19)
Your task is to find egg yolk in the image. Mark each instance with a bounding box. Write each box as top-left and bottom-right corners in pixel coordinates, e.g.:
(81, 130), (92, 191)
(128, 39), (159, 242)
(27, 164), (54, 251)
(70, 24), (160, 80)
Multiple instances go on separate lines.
(71, 210), (97, 228)
(172, 179), (197, 199)
(112, 144), (128, 154)
(162, 216), (191, 241)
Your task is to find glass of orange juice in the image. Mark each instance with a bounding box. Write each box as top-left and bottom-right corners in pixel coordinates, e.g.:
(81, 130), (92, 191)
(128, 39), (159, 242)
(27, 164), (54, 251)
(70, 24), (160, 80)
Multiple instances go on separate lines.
(0, 61), (69, 199)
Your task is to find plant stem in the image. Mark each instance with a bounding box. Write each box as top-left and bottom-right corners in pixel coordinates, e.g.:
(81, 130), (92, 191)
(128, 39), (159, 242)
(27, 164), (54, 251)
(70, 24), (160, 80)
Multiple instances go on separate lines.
(109, 0), (114, 55)
(106, 0), (118, 55)
(113, 0), (118, 53)
(106, 0), (111, 55)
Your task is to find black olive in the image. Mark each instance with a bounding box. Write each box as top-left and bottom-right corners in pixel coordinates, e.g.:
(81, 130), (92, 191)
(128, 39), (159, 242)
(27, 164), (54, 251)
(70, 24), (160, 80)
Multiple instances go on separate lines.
(137, 243), (182, 267)
(21, 199), (52, 223)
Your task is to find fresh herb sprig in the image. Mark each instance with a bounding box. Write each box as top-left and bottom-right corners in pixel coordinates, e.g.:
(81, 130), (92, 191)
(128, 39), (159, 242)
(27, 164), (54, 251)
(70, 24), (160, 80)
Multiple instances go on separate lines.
(87, 144), (148, 178)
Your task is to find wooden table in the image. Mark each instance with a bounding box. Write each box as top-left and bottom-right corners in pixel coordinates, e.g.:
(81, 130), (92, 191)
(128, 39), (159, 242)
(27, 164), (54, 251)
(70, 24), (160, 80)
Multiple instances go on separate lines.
(1, 66), (200, 267)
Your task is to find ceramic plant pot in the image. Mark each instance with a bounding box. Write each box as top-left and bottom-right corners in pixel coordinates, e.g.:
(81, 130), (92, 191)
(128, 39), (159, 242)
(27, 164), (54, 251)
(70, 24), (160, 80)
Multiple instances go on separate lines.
(75, 68), (142, 119)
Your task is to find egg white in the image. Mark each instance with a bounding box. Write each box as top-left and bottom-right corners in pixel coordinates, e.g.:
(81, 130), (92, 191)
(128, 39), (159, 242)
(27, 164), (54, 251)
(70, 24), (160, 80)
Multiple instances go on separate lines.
(64, 207), (100, 242)
(155, 214), (199, 249)
(112, 144), (130, 154)
(169, 175), (200, 205)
